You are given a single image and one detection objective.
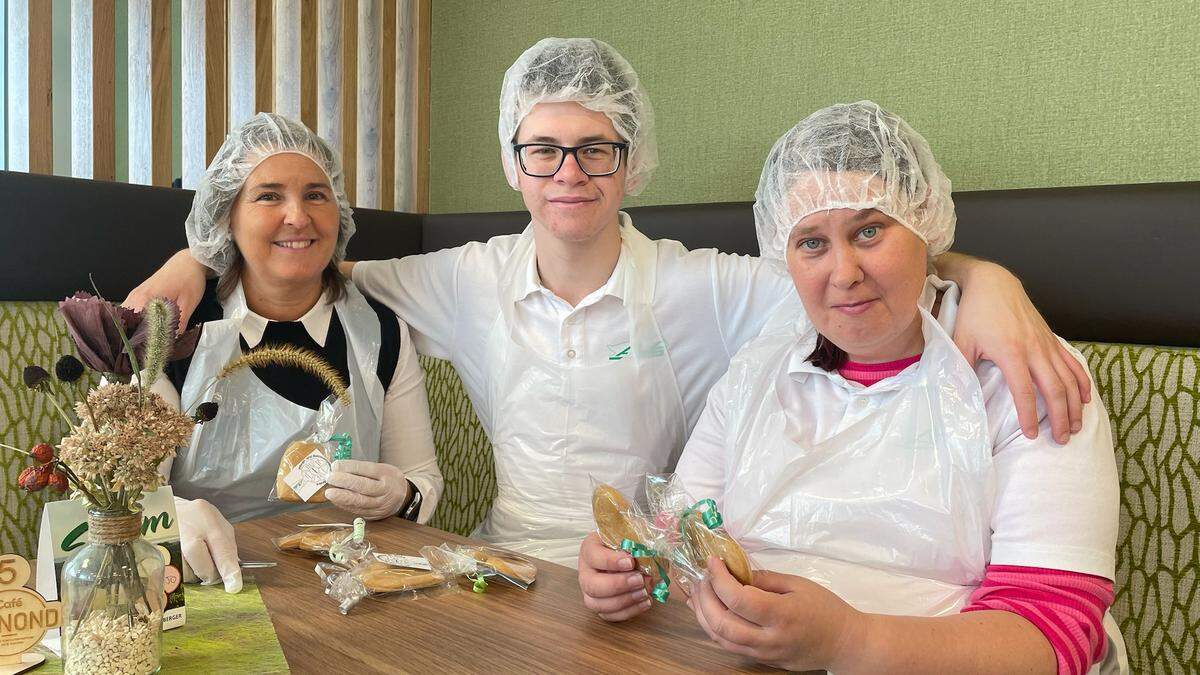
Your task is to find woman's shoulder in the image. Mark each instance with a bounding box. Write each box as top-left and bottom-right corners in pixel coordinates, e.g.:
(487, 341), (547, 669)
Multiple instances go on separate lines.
(345, 281), (403, 387)
(973, 338), (1109, 446)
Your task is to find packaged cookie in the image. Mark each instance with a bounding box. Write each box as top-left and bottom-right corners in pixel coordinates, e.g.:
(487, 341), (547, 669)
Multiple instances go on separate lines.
(318, 541), (476, 614)
(267, 394), (353, 504)
(645, 473), (754, 590)
(590, 481), (671, 602)
(272, 523), (357, 556)
(454, 545), (538, 589)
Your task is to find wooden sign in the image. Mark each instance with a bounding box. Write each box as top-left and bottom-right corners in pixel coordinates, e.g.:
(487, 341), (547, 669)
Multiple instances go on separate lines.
(0, 553), (60, 673)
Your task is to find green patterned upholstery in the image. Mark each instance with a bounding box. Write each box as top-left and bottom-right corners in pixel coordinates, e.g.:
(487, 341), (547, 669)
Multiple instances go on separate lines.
(3, 301), (1198, 671)
(420, 356), (496, 535)
(1075, 342), (1200, 673)
(0, 302), (92, 560)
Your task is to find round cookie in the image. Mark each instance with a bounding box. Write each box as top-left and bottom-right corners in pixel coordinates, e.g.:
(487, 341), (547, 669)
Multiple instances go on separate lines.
(680, 512), (753, 585)
(275, 440), (329, 503)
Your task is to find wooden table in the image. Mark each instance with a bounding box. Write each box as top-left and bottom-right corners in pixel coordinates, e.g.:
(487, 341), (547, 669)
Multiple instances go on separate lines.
(236, 508), (776, 673)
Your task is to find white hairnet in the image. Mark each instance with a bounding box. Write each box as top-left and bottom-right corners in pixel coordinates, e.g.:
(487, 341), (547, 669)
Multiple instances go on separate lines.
(498, 37), (657, 195)
(185, 112), (355, 274)
(753, 100), (954, 261)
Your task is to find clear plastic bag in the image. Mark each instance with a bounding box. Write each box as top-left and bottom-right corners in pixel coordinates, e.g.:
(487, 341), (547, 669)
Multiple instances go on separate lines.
(268, 395), (353, 504)
(272, 522), (361, 556)
(423, 544), (538, 590)
(644, 474), (754, 593)
(590, 480), (672, 602)
(318, 541), (478, 615)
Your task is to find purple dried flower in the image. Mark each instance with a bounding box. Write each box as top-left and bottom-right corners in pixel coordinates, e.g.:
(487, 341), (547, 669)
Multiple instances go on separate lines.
(55, 355), (85, 383)
(58, 292), (200, 378)
(194, 401), (219, 423)
(23, 365), (50, 389)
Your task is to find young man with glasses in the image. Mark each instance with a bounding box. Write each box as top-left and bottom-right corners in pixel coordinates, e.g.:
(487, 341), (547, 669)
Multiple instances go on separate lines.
(126, 38), (1091, 573)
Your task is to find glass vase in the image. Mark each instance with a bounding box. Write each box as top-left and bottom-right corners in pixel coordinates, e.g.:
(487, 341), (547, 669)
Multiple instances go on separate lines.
(60, 510), (165, 675)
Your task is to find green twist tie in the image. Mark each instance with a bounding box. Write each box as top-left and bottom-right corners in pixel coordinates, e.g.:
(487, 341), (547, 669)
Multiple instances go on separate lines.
(329, 518), (367, 564)
(469, 573), (487, 593)
(330, 433), (353, 460)
(620, 539), (671, 604)
(680, 498), (723, 532)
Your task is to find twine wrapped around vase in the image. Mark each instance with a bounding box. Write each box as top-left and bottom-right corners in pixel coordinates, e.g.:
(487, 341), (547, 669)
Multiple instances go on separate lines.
(87, 511), (142, 545)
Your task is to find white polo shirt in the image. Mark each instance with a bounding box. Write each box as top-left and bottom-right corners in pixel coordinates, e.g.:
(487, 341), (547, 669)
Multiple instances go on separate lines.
(352, 212), (802, 451)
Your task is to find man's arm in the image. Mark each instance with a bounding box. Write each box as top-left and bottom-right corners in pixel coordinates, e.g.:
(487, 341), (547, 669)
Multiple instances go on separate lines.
(123, 250), (211, 327)
(934, 252), (1091, 444)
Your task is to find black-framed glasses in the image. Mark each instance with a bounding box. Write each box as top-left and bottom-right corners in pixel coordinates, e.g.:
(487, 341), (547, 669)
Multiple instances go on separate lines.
(512, 141), (628, 178)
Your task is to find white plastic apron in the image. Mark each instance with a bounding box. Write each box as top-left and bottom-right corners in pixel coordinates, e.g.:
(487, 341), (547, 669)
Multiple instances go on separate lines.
(721, 278), (995, 616)
(173, 283), (385, 523)
(476, 219), (687, 566)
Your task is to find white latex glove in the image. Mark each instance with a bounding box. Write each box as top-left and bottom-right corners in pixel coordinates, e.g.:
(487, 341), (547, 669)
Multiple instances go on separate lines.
(324, 460), (411, 520)
(175, 497), (243, 593)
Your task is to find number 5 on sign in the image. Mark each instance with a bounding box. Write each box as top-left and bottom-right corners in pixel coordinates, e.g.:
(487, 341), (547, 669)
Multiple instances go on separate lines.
(0, 554), (61, 674)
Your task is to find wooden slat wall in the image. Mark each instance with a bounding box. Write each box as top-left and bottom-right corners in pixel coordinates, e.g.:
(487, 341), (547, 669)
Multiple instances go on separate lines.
(299, 0), (317, 131)
(6, 0), (431, 211)
(127, 0), (151, 184)
(6, 0), (28, 172)
(379, 0), (396, 211)
(255, 0), (273, 113)
(393, 0), (414, 211)
(68, 0), (115, 181)
(151, 0), (171, 186)
(356, 0), (380, 208)
(274, 0), (301, 120)
(92, 0), (116, 181)
(204, 0), (228, 163)
(316, 0), (341, 156)
(70, 0), (94, 178)
(0, 1), (6, 170)
(182, 0), (206, 188)
(341, 0), (358, 205)
(413, 0), (430, 213)
(228, 0), (255, 128)
(27, 0), (53, 174)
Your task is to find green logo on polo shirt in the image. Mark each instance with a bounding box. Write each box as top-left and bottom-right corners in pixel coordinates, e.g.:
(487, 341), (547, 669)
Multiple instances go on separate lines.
(608, 341), (667, 361)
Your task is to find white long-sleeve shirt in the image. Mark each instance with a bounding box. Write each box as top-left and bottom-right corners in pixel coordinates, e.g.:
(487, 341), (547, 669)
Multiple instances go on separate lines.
(155, 289), (442, 523)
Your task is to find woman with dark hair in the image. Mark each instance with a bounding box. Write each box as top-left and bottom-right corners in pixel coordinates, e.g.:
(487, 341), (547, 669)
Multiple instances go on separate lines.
(581, 102), (1125, 674)
(153, 113), (441, 593)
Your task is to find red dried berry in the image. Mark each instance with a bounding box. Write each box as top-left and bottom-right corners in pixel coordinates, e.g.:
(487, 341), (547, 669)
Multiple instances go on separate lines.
(48, 470), (69, 493)
(17, 466), (43, 492)
(30, 443), (55, 464)
(32, 464), (53, 489)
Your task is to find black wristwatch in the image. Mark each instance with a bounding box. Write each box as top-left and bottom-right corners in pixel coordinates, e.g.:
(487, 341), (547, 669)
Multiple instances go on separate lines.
(398, 480), (422, 521)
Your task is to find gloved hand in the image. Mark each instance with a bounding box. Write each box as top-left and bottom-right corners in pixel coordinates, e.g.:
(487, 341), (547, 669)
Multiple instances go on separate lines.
(324, 460), (411, 520)
(175, 497), (243, 593)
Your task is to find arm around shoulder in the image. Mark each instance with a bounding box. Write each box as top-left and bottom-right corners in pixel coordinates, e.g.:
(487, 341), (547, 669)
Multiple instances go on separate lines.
(123, 249), (212, 329)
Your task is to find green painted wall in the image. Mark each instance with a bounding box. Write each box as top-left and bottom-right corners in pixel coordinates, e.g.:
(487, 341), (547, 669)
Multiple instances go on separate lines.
(429, 0), (1200, 214)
